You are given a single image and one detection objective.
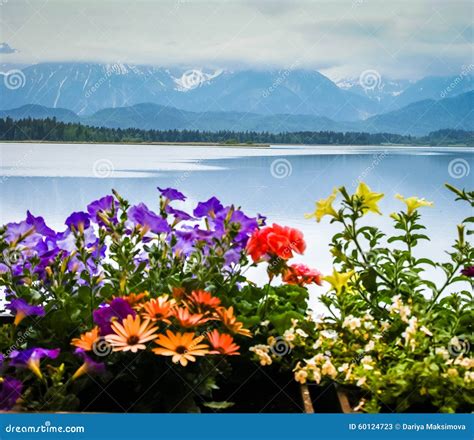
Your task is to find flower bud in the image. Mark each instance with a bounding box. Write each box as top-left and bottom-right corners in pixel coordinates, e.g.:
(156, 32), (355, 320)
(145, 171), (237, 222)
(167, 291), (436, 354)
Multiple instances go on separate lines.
(457, 224), (465, 246)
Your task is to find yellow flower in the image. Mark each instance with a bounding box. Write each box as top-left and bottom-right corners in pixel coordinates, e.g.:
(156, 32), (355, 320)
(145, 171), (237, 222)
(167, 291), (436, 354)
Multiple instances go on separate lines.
(395, 194), (433, 215)
(305, 188), (338, 222)
(324, 269), (355, 294)
(355, 182), (384, 215)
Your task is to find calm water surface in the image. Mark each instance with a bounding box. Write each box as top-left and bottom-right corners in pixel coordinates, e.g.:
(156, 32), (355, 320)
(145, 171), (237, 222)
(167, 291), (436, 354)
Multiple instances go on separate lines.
(1, 143), (472, 312)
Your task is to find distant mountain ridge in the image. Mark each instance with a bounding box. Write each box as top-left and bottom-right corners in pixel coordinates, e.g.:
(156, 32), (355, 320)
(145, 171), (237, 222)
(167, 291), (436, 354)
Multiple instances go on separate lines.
(2, 62), (472, 123)
(1, 91), (472, 136)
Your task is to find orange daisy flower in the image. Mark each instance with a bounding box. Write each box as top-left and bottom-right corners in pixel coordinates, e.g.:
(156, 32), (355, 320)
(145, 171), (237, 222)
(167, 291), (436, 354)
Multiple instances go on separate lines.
(172, 286), (186, 300)
(207, 329), (240, 355)
(141, 296), (174, 323)
(189, 290), (221, 311)
(217, 306), (252, 337)
(116, 291), (149, 308)
(105, 315), (158, 353)
(173, 307), (209, 327)
(152, 330), (210, 366)
(71, 326), (100, 351)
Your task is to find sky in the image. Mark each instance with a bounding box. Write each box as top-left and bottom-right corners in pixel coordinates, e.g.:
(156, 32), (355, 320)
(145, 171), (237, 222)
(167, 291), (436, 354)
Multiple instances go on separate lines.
(0, 0), (473, 80)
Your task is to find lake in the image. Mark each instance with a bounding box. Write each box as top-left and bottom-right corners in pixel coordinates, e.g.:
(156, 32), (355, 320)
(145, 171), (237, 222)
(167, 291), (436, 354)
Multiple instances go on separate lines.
(0, 143), (472, 312)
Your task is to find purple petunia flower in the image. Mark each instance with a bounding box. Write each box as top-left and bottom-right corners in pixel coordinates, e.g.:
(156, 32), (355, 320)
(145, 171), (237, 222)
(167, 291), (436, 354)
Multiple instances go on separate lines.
(26, 211), (56, 238)
(9, 347), (60, 379)
(165, 205), (195, 222)
(93, 298), (136, 335)
(72, 348), (106, 380)
(7, 298), (45, 326)
(158, 187), (186, 202)
(461, 266), (474, 277)
(193, 197), (224, 218)
(4, 220), (42, 247)
(87, 195), (117, 225)
(173, 226), (214, 257)
(128, 203), (170, 234)
(65, 212), (91, 231)
(223, 248), (242, 266)
(214, 207), (258, 242)
(0, 376), (23, 411)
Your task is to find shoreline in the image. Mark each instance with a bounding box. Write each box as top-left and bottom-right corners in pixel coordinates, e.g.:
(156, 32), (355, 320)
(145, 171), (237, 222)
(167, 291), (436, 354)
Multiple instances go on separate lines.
(0, 140), (471, 148)
(0, 140), (271, 148)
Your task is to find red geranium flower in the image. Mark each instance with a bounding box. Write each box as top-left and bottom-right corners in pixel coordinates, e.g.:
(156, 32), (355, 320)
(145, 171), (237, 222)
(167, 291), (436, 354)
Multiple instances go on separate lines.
(246, 224), (306, 262)
(283, 263), (323, 286)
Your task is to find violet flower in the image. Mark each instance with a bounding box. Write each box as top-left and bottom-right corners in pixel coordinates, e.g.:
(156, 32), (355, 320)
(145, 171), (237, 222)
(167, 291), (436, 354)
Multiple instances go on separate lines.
(4, 220), (42, 247)
(128, 203), (170, 234)
(65, 212), (91, 232)
(0, 377), (23, 411)
(165, 205), (195, 223)
(9, 348), (60, 379)
(7, 298), (45, 326)
(93, 298), (136, 335)
(87, 195), (117, 226)
(214, 207), (258, 243)
(158, 187), (186, 202)
(72, 348), (106, 380)
(193, 197), (224, 218)
(26, 211), (56, 238)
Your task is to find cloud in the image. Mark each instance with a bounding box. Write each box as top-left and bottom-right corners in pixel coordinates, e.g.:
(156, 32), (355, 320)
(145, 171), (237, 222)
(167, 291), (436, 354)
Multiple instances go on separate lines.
(0, 42), (17, 54)
(0, 0), (472, 80)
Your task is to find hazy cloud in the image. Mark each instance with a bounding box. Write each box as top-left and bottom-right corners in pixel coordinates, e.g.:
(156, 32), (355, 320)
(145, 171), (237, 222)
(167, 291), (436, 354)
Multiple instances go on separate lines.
(0, 0), (472, 80)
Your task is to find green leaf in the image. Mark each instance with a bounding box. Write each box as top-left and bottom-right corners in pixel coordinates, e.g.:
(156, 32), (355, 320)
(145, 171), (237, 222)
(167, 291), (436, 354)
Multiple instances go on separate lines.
(202, 401), (235, 410)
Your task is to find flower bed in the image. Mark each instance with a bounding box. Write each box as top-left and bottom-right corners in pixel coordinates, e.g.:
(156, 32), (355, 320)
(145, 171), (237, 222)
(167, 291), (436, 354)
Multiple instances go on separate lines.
(0, 184), (472, 413)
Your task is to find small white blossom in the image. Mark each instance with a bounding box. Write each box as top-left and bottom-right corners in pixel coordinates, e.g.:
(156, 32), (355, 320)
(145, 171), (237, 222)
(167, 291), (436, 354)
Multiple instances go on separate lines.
(294, 369), (308, 384)
(296, 328), (309, 339)
(321, 360), (337, 378)
(342, 315), (362, 331)
(420, 326), (433, 336)
(283, 328), (296, 342)
(364, 340), (375, 351)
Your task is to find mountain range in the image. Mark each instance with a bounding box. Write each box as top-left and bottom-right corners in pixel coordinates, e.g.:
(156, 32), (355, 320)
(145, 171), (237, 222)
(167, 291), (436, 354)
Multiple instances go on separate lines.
(1, 63), (473, 119)
(1, 91), (472, 136)
(0, 62), (473, 135)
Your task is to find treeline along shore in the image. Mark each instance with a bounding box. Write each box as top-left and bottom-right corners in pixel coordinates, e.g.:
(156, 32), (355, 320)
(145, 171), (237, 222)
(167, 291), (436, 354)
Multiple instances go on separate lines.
(0, 117), (472, 146)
